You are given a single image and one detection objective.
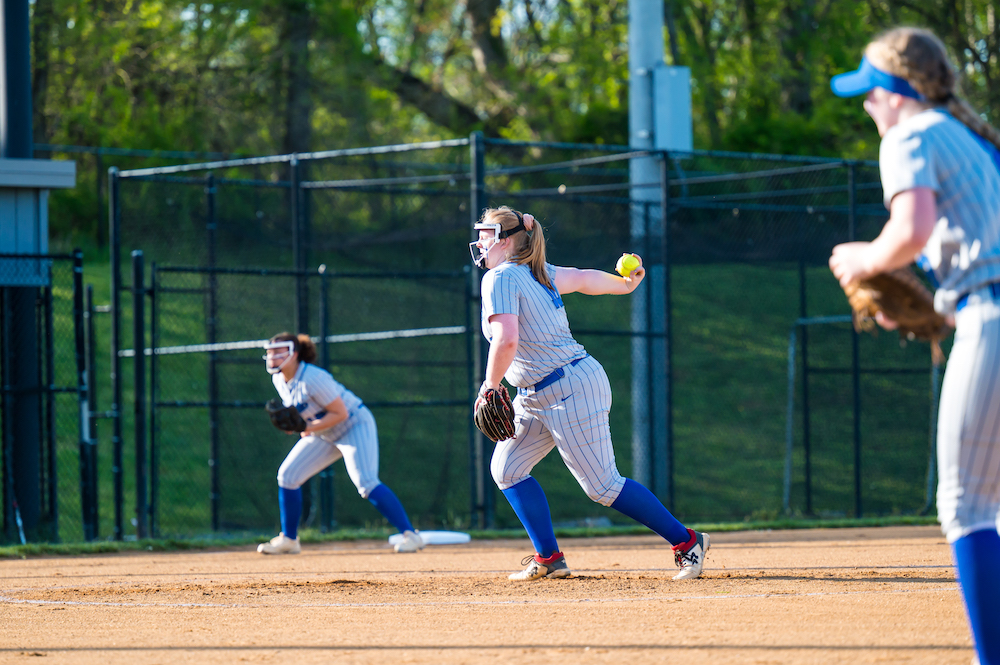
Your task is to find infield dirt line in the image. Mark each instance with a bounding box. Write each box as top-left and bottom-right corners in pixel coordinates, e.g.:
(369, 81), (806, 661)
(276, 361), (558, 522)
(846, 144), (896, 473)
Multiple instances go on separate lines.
(0, 561), (955, 583)
(0, 583), (960, 610)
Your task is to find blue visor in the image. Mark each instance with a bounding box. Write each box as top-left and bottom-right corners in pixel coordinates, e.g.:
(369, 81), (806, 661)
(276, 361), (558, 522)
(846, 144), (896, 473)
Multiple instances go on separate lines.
(830, 56), (925, 100)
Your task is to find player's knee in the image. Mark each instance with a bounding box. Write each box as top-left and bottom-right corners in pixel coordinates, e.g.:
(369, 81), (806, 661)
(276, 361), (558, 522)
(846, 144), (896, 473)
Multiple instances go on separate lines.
(580, 473), (624, 507)
(276, 464), (304, 490)
(583, 486), (617, 507)
(355, 479), (380, 499)
(490, 460), (524, 490)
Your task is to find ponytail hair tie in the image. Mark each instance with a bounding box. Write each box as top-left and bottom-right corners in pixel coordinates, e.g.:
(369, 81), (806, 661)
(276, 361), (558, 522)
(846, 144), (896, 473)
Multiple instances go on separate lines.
(523, 213), (535, 231)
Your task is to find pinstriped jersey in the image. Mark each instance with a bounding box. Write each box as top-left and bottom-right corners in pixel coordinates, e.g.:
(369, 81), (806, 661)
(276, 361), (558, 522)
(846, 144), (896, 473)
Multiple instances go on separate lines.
(271, 362), (362, 423)
(879, 109), (1000, 313)
(481, 261), (586, 388)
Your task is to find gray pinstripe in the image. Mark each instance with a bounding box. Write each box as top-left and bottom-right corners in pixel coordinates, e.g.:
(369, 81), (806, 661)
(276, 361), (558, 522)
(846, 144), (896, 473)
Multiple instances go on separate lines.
(482, 262), (586, 388)
(481, 261), (626, 505)
(277, 405), (382, 498)
(878, 109), (1000, 543)
(936, 290), (1000, 542)
(490, 355), (627, 506)
(880, 109), (1000, 314)
(272, 362), (363, 424)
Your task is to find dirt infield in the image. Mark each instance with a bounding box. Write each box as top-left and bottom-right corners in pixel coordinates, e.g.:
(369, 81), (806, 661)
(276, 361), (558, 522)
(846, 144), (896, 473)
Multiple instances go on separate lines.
(0, 526), (974, 664)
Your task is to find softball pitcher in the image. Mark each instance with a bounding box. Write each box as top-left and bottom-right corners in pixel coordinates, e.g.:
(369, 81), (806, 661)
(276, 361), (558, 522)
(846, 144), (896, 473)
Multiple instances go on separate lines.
(829, 28), (1000, 663)
(470, 206), (709, 581)
(258, 332), (424, 554)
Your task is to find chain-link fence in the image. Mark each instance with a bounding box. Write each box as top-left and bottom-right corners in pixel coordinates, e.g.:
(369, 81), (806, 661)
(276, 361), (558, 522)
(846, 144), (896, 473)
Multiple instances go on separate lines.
(101, 135), (941, 541)
(139, 265), (471, 537)
(33, 144), (255, 247)
(1, 253), (89, 545)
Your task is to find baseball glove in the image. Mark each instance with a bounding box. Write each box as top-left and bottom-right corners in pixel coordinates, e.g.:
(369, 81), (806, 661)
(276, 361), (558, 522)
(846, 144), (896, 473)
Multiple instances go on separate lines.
(265, 399), (308, 433)
(474, 387), (516, 442)
(843, 267), (950, 365)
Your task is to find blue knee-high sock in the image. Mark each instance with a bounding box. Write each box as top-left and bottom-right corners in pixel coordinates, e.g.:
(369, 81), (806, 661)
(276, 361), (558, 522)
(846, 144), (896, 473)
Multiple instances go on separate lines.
(279, 487), (302, 540)
(501, 477), (559, 558)
(952, 529), (1000, 664)
(611, 478), (690, 546)
(367, 484), (414, 533)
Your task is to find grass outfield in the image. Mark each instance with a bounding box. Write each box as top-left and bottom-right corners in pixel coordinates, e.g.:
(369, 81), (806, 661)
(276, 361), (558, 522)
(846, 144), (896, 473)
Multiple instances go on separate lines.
(30, 255), (942, 544)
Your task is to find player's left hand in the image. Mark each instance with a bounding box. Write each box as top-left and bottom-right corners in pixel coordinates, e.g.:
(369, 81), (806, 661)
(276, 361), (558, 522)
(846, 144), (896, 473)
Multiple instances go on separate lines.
(474, 384), (497, 413)
(829, 242), (874, 288)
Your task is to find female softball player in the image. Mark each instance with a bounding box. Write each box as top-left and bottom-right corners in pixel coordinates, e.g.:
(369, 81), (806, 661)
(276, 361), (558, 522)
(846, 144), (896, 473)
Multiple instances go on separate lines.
(829, 27), (1000, 663)
(470, 206), (709, 581)
(258, 332), (424, 554)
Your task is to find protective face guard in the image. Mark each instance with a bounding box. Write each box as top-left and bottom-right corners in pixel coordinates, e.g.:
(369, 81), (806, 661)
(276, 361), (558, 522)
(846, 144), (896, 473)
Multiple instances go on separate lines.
(262, 341), (295, 375)
(469, 223), (502, 269)
(469, 213), (527, 269)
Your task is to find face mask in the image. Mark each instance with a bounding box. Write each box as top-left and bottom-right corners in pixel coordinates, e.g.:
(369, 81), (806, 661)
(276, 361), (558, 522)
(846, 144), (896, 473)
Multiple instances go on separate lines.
(469, 215), (527, 268)
(262, 341), (295, 375)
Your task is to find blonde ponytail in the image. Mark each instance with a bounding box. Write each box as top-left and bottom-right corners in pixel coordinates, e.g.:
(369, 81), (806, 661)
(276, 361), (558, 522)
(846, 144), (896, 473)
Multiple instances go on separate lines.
(868, 27), (1000, 150)
(478, 207), (552, 288)
(946, 97), (1000, 150)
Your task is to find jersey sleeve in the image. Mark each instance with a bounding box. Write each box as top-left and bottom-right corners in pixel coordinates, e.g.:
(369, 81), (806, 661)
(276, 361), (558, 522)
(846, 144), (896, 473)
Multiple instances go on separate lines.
(481, 268), (519, 318)
(305, 366), (344, 407)
(879, 125), (940, 207)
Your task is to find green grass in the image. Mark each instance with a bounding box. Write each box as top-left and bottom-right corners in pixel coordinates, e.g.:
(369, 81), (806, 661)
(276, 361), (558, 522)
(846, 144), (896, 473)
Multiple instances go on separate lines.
(8, 256), (943, 545)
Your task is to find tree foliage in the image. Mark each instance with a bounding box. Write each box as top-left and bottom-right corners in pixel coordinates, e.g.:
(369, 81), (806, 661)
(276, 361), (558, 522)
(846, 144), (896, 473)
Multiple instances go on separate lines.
(30, 0), (1000, 184)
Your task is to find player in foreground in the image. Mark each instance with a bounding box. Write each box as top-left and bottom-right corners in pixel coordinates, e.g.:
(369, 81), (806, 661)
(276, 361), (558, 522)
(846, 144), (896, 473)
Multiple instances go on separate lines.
(470, 206), (709, 581)
(828, 27), (1000, 664)
(258, 332), (424, 554)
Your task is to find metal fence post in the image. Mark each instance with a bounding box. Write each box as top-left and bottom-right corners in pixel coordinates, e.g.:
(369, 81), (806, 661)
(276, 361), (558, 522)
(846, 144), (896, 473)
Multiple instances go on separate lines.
(290, 158), (308, 334)
(149, 262), (159, 537)
(1, 289), (13, 541)
(96, 150), (105, 248)
(132, 251), (148, 539)
(317, 265), (335, 532)
(109, 166), (124, 540)
(205, 174), (220, 532)
(43, 269), (58, 539)
(469, 131), (491, 529)
(82, 283), (99, 540)
(848, 161), (862, 517)
(660, 154), (674, 510)
(799, 245), (812, 515)
(71, 251), (88, 542)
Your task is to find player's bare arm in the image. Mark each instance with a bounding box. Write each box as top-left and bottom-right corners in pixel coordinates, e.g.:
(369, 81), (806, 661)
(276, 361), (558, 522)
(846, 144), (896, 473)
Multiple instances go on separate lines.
(553, 261), (645, 296)
(477, 314), (518, 411)
(300, 397), (348, 436)
(829, 187), (936, 287)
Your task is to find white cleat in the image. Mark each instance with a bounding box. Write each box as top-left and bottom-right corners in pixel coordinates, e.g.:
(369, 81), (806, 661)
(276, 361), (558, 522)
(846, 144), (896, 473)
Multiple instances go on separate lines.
(509, 553), (572, 581)
(257, 532), (301, 555)
(672, 529), (710, 580)
(393, 530), (425, 553)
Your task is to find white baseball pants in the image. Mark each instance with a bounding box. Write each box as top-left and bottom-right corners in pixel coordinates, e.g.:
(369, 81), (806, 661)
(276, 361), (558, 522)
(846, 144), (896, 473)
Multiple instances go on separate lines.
(937, 284), (1000, 542)
(491, 355), (626, 506)
(276, 406), (382, 499)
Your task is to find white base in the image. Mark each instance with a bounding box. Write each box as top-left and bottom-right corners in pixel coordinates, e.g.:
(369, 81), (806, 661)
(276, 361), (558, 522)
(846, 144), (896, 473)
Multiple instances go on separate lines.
(388, 530), (471, 546)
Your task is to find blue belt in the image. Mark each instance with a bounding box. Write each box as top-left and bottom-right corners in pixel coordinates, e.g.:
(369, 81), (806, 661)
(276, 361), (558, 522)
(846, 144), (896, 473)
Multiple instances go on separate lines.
(956, 282), (1000, 312)
(521, 356), (585, 395)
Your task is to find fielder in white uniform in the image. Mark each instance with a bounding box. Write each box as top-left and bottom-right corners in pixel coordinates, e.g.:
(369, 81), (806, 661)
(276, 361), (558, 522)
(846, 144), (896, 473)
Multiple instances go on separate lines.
(830, 27), (1000, 663)
(470, 206), (710, 581)
(257, 332), (424, 554)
